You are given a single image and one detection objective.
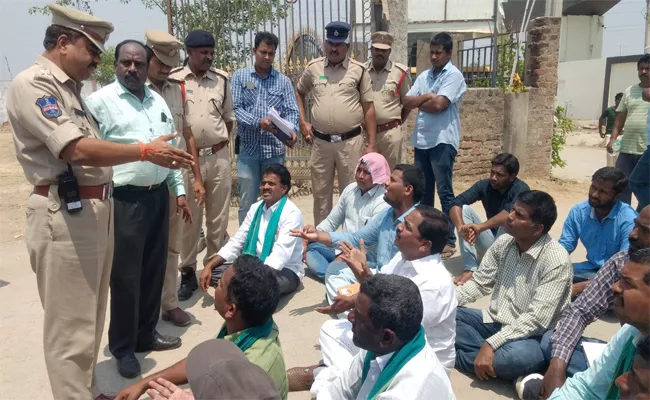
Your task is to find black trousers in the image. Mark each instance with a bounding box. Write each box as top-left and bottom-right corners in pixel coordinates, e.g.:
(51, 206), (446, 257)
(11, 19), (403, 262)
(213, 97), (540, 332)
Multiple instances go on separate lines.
(109, 184), (169, 358)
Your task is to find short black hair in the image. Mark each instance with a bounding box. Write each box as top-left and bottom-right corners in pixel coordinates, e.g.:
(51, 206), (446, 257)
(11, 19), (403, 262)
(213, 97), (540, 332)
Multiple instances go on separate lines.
(262, 163), (292, 194)
(361, 274), (423, 342)
(43, 24), (84, 50)
(629, 248), (650, 285)
(492, 153), (520, 175)
(114, 40), (150, 66)
(228, 254), (280, 327)
(615, 92), (623, 101)
(430, 32), (453, 53)
(637, 336), (650, 362)
(415, 205), (449, 255)
(255, 31), (280, 50)
(592, 167), (628, 194)
(394, 164), (425, 203)
(516, 190), (558, 234)
(638, 53), (650, 68)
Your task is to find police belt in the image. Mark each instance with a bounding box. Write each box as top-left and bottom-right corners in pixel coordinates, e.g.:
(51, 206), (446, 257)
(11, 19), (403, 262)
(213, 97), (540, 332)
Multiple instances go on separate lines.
(312, 126), (361, 143)
(34, 182), (114, 200)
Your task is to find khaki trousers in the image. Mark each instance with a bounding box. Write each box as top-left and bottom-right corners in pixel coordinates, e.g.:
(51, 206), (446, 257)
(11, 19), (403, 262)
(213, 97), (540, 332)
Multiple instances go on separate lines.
(161, 190), (181, 311)
(376, 125), (404, 169)
(311, 134), (363, 225)
(25, 191), (114, 399)
(180, 146), (232, 270)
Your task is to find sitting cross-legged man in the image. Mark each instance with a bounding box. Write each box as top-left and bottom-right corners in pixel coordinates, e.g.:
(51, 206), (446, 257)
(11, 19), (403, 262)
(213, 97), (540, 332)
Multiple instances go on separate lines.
(288, 205), (457, 391)
(292, 164), (423, 305)
(200, 163), (304, 295)
(304, 153), (390, 280)
(311, 274), (455, 399)
(449, 153), (530, 285)
(558, 167), (637, 297)
(454, 190), (573, 382)
(115, 254), (289, 400)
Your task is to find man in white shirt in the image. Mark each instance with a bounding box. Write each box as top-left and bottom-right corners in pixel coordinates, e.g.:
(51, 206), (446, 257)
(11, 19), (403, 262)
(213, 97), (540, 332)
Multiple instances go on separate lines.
(311, 274), (455, 399)
(288, 205), (457, 391)
(303, 153), (391, 279)
(199, 163), (304, 294)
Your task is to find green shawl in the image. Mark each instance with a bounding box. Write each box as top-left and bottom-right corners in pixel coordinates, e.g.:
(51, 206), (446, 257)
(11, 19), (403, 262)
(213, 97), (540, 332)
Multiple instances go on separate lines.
(243, 196), (287, 262)
(361, 326), (426, 400)
(606, 335), (637, 400)
(216, 318), (275, 353)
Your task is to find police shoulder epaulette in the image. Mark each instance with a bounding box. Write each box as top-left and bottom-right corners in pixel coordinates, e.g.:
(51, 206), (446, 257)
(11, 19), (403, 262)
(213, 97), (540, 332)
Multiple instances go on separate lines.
(211, 67), (230, 80)
(307, 57), (325, 67)
(167, 77), (184, 84)
(393, 62), (409, 73)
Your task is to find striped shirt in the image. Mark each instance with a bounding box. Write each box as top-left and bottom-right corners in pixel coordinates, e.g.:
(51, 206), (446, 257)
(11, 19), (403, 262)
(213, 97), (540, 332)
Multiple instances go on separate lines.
(619, 84), (650, 155)
(457, 233), (573, 349)
(231, 66), (299, 159)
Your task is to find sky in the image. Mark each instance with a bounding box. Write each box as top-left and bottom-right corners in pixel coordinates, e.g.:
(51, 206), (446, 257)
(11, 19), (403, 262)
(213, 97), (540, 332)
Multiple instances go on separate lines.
(0, 0), (646, 81)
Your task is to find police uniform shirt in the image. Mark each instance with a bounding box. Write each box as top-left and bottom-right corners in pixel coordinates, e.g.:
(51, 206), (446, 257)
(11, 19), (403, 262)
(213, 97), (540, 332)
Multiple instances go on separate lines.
(296, 56), (373, 135)
(6, 56), (111, 186)
(169, 66), (234, 148)
(147, 78), (189, 134)
(366, 59), (412, 125)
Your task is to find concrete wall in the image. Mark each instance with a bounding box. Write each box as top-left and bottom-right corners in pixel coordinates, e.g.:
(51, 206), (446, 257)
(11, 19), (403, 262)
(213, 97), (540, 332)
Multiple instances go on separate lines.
(0, 81), (11, 124)
(608, 62), (641, 106)
(559, 15), (603, 62)
(557, 58), (607, 119)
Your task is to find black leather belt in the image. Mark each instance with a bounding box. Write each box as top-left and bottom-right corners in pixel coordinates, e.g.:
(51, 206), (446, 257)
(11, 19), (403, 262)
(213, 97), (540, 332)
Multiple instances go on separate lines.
(116, 183), (164, 191)
(312, 127), (362, 143)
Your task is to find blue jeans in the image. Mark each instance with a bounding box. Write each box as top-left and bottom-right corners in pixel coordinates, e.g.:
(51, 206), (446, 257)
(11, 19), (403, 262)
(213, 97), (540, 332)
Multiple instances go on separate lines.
(539, 330), (605, 378)
(414, 144), (457, 246)
(459, 205), (504, 271)
(615, 152), (643, 205)
(305, 242), (336, 280)
(454, 307), (547, 380)
(629, 147), (649, 211)
(236, 149), (285, 225)
(572, 262), (599, 283)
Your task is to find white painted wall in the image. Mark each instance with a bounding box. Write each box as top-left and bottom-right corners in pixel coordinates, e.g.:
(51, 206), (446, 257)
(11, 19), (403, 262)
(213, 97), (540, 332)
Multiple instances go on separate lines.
(559, 15), (604, 62)
(0, 81), (11, 124)
(557, 58), (607, 119)
(608, 62), (641, 106)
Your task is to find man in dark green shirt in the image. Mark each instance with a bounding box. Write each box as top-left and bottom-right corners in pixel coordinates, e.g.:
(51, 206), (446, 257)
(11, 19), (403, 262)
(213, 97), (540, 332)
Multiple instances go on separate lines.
(600, 92), (623, 138)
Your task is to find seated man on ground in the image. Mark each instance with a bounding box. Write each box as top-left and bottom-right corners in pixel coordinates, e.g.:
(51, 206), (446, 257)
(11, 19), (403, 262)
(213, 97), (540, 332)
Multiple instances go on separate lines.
(518, 248), (650, 400)
(293, 164), (423, 304)
(145, 340), (282, 400)
(304, 153), (390, 280)
(450, 152), (530, 285)
(200, 163), (304, 295)
(558, 166), (638, 296)
(288, 205), (457, 391)
(311, 274), (455, 399)
(455, 190), (573, 382)
(537, 205), (650, 398)
(115, 254), (288, 400)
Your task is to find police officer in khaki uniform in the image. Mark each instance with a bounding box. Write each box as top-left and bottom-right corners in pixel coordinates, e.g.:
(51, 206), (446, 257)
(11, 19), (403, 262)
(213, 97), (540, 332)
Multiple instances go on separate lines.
(5, 5), (193, 399)
(145, 29), (205, 327)
(366, 31), (413, 169)
(169, 30), (235, 300)
(296, 21), (377, 225)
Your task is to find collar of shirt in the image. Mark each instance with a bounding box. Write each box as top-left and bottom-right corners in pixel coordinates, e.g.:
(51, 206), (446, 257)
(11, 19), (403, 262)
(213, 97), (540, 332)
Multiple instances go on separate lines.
(373, 352), (394, 372)
(146, 78), (171, 93)
(520, 234), (552, 260)
(589, 201), (622, 223)
(324, 56), (350, 69)
(356, 184), (383, 198)
(36, 56), (80, 92)
(368, 59), (392, 73)
(408, 253), (444, 274)
(248, 65), (278, 80)
(262, 199), (283, 214)
(178, 65), (216, 81)
(114, 79), (154, 103)
(430, 61), (451, 80)
(393, 203), (419, 227)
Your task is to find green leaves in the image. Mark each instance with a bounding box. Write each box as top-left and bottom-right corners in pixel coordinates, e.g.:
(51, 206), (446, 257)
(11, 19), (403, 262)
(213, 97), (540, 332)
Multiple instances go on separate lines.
(552, 106), (575, 169)
(92, 46), (116, 87)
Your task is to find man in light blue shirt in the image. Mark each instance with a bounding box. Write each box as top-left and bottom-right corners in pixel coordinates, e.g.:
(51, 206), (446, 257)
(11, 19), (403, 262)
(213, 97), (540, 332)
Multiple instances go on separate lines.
(86, 40), (192, 379)
(231, 31), (299, 224)
(559, 167), (637, 297)
(292, 164), (423, 304)
(403, 32), (466, 259)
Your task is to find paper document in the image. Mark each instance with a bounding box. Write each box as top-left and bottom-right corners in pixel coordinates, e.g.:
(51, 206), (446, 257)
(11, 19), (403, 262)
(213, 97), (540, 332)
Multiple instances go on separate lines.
(582, 341), (607, 367)
(268, 107), (295, 146)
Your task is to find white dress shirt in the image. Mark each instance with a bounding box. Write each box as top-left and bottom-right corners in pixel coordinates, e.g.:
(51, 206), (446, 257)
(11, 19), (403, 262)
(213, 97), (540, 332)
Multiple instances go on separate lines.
(317, 183), (389, 233)
(381, 252), (458, 372)
(314, 340), (456, 400)
(217, 198), (305, 278)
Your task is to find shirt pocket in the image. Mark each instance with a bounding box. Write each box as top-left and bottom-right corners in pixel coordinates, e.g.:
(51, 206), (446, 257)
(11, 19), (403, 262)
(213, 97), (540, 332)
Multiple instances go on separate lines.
(339, 78), (359, 97)
(209, 93), (225, 116)
(266, 89), (284, 110)
(241, 85), (258, 105)
(313, 81), (327, 96)
(381, 79), (399, 102)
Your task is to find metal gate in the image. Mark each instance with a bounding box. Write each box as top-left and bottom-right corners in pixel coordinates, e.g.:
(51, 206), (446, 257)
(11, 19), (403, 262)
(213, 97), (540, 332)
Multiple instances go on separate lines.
(169, 0), (373, 179)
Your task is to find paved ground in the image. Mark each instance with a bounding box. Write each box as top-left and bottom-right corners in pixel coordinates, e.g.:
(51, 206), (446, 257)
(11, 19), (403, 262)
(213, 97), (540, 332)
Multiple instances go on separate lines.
(0, 133), (624, 399)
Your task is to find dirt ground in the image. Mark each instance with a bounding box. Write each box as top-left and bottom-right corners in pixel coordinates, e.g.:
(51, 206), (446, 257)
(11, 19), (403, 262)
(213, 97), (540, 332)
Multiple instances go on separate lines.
(0, 123), (623, 399)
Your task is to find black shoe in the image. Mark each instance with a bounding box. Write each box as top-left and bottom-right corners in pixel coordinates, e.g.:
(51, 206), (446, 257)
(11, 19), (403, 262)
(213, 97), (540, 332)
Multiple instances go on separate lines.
(116, 354), (141, 378)
(178, 268), (198, 301)
(136, 331), (182, 352)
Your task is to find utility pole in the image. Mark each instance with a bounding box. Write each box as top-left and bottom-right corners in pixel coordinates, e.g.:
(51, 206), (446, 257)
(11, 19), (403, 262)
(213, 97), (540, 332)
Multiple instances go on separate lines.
(166, 0), (174, 35)
(491, 0), (498, 87)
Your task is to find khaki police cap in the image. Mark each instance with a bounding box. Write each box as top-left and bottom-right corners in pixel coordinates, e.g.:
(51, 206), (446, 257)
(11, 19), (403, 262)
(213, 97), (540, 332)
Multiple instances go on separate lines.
(371, 31), (393, 50)
(48, 3), (114, 53)
(145, 29), (183, 67)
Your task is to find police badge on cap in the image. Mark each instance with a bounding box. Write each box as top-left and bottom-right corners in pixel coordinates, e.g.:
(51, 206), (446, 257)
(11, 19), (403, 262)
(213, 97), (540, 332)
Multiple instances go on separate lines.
(325, 21), (351, 44)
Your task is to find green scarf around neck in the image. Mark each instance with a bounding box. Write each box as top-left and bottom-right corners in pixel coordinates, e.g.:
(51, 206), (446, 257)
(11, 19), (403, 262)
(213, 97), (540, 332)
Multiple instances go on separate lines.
(216, 318), (275, 353)
(360, 326), (426, 400)
(606, 335), (637, 400)
(243, 196), (287, 262)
